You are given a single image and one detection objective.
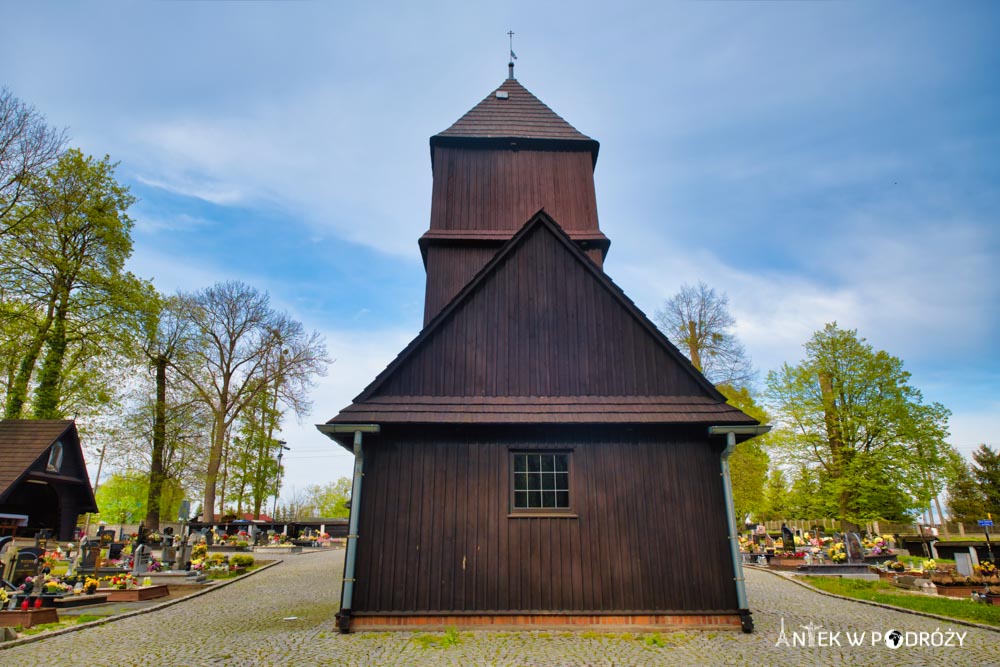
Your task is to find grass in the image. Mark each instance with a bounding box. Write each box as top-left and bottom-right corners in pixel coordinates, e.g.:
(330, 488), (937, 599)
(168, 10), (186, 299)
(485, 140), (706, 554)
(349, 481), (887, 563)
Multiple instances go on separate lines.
(411, 627), (462, 648)
(19, 614), (109, 636)
(802, 576), (1000, 626)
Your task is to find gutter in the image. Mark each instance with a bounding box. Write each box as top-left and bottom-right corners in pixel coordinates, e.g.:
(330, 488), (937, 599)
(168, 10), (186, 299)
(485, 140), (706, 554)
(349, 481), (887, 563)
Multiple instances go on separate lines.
(316, 423), (380, 633)
(708, 424), (771, 634)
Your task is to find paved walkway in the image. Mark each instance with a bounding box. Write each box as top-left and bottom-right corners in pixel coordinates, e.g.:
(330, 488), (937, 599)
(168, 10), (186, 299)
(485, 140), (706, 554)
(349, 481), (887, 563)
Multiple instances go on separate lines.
(1, 550), (996, 666)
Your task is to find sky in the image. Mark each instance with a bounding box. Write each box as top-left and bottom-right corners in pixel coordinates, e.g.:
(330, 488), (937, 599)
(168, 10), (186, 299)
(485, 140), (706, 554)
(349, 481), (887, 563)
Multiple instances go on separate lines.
(2, 2), (998, 504)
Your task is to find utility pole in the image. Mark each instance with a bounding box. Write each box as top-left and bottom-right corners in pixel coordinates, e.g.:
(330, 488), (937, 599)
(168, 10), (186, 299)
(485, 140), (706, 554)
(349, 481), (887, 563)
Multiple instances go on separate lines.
(272, 441), (290, 519)
(80, 443), (108, 540)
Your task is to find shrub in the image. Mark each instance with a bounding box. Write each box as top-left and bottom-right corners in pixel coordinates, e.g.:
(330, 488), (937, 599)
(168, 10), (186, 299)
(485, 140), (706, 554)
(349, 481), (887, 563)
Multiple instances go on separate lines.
(230, 554), (255, 568)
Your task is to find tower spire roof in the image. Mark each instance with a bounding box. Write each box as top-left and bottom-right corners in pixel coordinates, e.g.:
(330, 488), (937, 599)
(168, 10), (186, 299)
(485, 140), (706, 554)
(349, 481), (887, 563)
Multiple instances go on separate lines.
(435, 78), (593, 143)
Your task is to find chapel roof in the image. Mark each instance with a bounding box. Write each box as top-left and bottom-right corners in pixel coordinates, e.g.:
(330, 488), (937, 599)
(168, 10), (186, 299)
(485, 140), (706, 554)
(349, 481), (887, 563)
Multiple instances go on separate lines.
(0, 420), (93, 507)
(431, 78), (600, 164)
(327, 212), (756, 431)
(436, 78), (593, 141)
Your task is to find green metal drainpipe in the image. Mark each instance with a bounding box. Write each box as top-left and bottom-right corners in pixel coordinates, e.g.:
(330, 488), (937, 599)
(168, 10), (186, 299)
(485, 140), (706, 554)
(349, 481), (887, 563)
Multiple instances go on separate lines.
(709, 424), (771, 634)
(316, 423), (380, 633)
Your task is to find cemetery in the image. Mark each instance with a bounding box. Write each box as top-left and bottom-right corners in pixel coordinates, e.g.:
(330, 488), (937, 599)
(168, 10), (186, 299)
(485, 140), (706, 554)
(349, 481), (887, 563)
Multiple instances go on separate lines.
(739, 522), (1000, 606)
(0, 517), (289, 638)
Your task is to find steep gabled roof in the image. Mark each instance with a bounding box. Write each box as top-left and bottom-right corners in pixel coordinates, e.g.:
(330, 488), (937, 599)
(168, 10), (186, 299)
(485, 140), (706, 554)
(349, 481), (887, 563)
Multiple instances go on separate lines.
(431, 78), (600, 165)
(330, 212), (755, 427)
(0, 420), (97, 511)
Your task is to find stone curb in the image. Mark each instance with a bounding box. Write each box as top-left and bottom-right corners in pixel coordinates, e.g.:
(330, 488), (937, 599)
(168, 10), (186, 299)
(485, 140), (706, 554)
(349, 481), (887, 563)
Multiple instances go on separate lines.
(747, 565), (1000, 634)
(0, 558), (284, 651)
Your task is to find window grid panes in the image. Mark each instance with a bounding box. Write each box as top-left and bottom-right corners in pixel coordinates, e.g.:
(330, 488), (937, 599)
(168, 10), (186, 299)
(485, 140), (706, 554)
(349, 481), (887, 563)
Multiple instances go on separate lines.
(512, 453), (569, 510)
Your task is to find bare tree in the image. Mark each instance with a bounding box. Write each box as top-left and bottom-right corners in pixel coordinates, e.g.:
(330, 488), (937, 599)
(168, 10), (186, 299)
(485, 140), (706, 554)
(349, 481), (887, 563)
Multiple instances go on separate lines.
(172, 281), (330, 522)
(140, 294), (197, 530)
(655, 281), (755, 387)
(0, 87), (66, 234)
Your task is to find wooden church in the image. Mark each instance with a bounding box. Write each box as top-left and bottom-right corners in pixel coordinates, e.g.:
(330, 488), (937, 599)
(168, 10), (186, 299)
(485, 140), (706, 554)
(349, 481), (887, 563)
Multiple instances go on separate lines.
(320, 64), (766, 633)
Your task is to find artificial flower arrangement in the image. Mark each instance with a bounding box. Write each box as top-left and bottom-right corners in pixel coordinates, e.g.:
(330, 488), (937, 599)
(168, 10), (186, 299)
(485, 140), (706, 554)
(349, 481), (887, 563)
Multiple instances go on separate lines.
(829, 542), (847, 564)
(975, 560), (997, 577)
(102, 574), (135, 590)
(0, 588), (8, 606)
(922, 559), (937, 572)
(148, 555), (163, 572)
(888, 560), (906, 572)
(43, 580), (73, 595)
(863, 535), (891, 555)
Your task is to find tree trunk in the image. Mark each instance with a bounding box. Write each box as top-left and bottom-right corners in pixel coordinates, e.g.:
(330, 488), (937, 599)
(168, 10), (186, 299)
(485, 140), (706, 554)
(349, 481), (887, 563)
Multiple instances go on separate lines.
(202, 403), (228, 524)
(687, 320), (702, 371)
(5, 300), (56, 419)
(32, 295), (70, 418)
(819, 371), (857, 531)
(144, 353), (167, 530)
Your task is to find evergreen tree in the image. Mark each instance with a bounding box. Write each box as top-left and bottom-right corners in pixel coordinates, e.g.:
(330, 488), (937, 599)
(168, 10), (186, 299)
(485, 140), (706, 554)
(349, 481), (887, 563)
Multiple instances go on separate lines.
(945, 449), (986, 522)
(972, 445), (1000, 519)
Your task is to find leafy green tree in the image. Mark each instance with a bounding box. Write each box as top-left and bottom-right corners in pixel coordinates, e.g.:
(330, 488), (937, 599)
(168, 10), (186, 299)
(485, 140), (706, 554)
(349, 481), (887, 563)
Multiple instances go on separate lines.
(302, 478), (352, 518)
(944, 449), (986, 523)
(766, 323), (950, 529)
(763, 467), (788, 520)
(972, 445), (1000, 519)
(654, 282), (754, 386)
(0, 149), (154, 419)
(717, 384), (770, 522)
(95, 472), (149, 525)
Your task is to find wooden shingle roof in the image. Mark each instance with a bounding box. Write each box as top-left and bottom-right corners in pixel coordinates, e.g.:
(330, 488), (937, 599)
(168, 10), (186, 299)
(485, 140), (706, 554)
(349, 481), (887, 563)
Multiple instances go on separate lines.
(0, 420), (96, 511)
(0, 420), (75, 498)
(437, 78), (592, 141)
(431, 78), (600, 165)
(329, 212), (756, 428)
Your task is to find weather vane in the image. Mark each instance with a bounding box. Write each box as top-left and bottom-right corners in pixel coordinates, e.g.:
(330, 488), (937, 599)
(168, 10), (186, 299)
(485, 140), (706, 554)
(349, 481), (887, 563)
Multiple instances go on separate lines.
(508, 30), (517, 78)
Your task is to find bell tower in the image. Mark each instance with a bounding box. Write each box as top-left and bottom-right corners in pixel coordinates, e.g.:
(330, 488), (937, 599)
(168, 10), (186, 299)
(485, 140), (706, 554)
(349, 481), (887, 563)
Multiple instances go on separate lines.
(420, 75), (610, 324)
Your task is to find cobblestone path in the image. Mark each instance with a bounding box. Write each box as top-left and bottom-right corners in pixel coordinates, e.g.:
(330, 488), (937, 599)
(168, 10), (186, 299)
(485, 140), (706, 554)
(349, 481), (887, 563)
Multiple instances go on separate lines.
(2, 551), (996, 666)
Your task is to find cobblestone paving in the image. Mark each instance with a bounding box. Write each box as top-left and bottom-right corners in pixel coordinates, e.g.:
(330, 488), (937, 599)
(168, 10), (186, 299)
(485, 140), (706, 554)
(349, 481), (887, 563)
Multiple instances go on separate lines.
(2, 551), (996, 666)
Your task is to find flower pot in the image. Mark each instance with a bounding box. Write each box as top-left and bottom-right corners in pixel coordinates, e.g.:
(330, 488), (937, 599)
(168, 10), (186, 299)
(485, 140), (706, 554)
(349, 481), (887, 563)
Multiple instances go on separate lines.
(0, 608), (58, 628)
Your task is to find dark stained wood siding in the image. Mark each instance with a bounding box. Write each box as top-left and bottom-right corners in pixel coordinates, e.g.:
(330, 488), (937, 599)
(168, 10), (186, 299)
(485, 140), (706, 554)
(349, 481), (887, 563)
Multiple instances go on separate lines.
(423, 245), (501, 326)
(352, 426), (739, 614)
(380, 223), (706, 398)
(430, 147), (599, 234)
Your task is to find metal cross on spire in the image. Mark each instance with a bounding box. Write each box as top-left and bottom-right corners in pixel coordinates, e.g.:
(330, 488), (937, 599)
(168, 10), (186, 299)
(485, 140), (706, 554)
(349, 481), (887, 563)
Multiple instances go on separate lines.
(508, 30), (517, 79)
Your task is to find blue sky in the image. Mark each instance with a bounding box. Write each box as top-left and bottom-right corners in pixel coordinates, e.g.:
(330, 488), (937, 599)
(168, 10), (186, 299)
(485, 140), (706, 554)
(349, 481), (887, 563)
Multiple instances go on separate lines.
(2, 2), (998, 497)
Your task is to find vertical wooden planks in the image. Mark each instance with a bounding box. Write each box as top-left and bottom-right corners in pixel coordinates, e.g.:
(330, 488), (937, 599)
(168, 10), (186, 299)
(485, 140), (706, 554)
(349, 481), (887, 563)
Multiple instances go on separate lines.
(353, 429), (738, 615)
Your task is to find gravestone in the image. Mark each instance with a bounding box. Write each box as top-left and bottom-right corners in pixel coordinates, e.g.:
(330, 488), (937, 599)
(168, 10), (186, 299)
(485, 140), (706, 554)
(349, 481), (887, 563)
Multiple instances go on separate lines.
(160, 542), (176, 568)
(955, 552), (974, 577)
(34, 531), (51, 551)
(845, 532), (865, 563)
(0, 536), (15, 583)
(11, 552), (39, 586)
(781, 523), (795, 551)
(133, 544), (152, 575)
(79, 537), (101, 571)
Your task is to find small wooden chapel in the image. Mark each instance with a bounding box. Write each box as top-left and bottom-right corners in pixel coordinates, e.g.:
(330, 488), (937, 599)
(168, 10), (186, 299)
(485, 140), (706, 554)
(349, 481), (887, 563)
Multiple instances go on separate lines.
(319, 62), (765, 633)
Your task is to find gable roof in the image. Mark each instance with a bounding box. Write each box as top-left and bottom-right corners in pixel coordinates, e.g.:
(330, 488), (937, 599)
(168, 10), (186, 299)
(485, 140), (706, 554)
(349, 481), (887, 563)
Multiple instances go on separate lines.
(330, 212), (755, 427)
(0, 420), (96, 510)
(431, 78), (600, 165)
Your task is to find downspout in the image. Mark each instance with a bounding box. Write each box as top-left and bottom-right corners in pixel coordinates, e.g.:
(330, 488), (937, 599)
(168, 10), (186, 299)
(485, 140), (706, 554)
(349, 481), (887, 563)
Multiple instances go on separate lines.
(709, 424), (770, 634)
(338, 430), (364, 633)
(315, 423), (379, 633)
